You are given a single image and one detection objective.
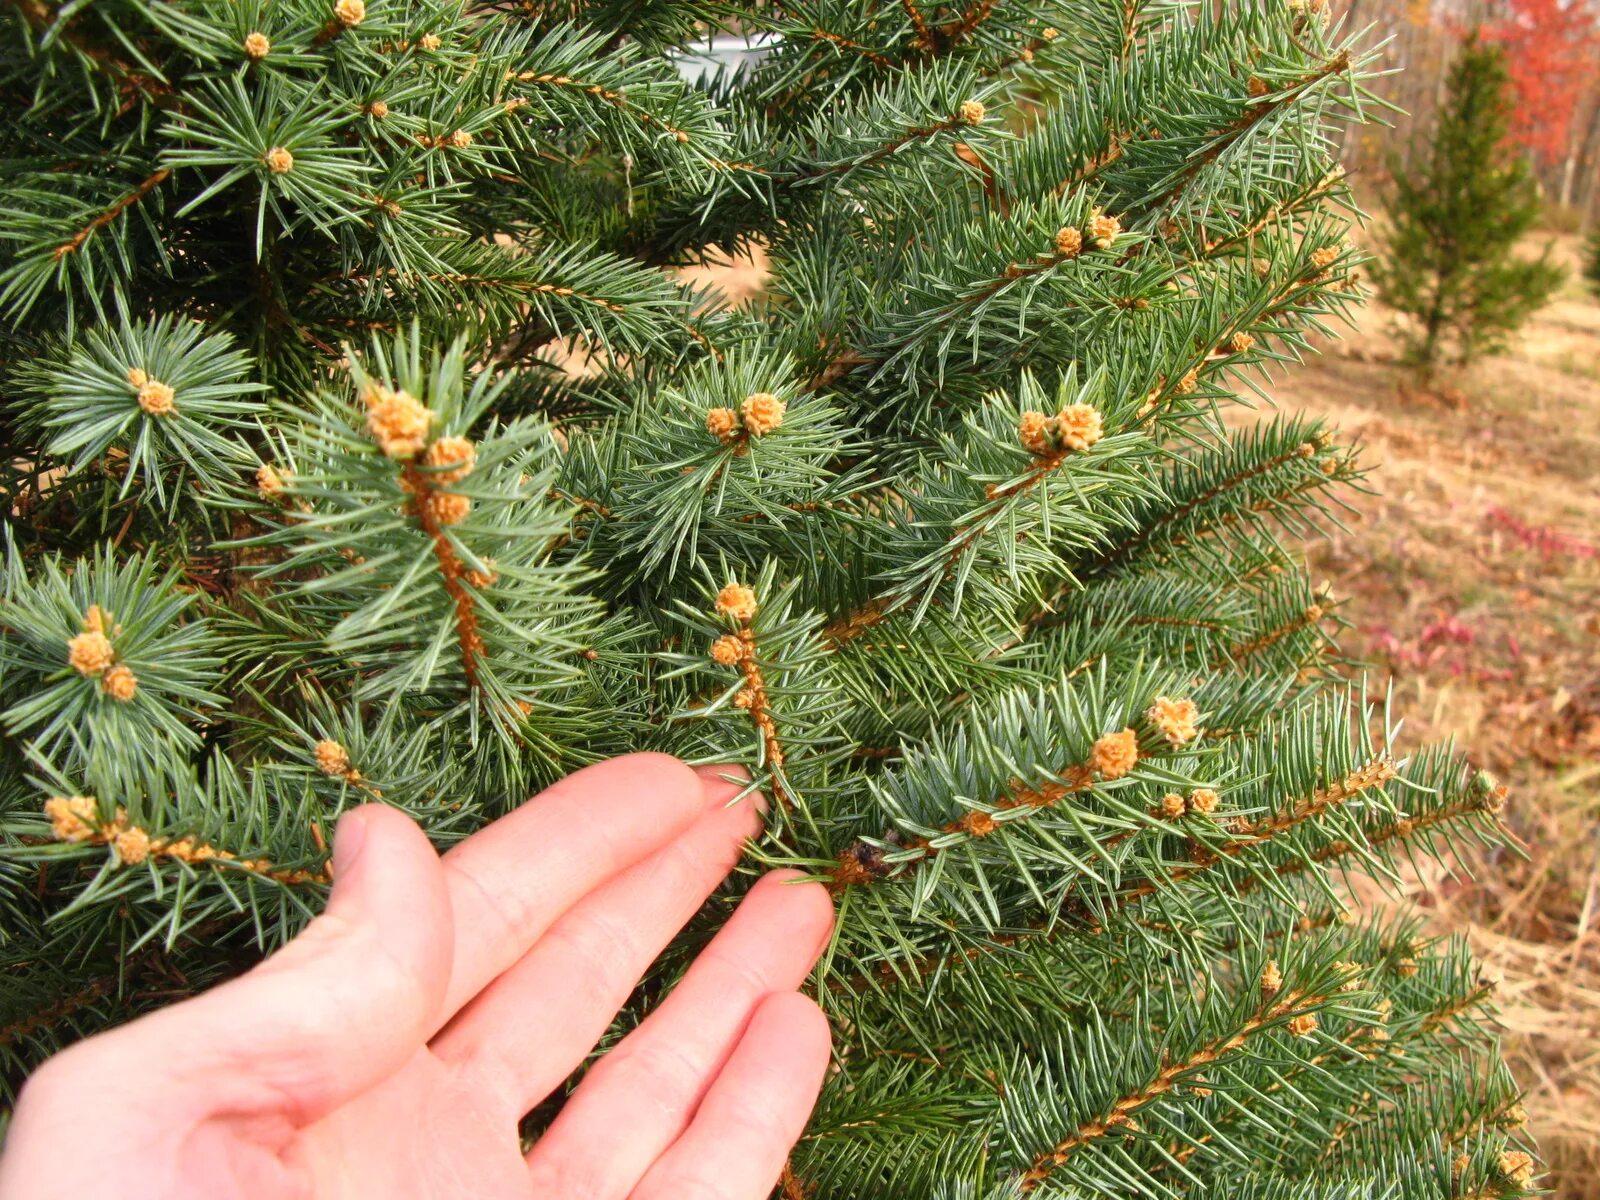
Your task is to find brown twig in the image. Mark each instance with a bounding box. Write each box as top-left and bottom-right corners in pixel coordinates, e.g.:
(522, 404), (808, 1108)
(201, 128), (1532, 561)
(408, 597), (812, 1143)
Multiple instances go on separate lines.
(720, 625), (793, 809)
(779, 116), (967, 183)
(1093, 440), (1322, 571)
(336, 269), (627, 312)
(53, 168), (170, 261)
(0, 977), (113, 1048)
(1216, 601), (1330, 668)
(402, 464), (483, 692)
(509, 69), (694, 143)
(828, 734), (1142, 890)
(939, 0), (1000, 48)
(804, 26), (894, 69)
(897, 0), (935, 50)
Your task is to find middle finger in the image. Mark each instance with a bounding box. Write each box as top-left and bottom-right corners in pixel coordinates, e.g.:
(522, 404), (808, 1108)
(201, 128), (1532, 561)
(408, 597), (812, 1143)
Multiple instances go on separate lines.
(429, 766), (762, 1114)
(431, 753), (709, 1033)
(522, 868), (834, 1200)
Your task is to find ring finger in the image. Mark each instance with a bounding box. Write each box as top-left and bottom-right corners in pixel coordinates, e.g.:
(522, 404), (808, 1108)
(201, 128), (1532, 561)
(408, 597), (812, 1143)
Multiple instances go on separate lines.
(522, 870), (833, 1199)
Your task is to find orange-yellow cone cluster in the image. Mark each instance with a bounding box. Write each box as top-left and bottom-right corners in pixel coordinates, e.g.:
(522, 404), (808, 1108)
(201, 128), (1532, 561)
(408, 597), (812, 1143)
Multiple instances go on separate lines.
(1286, 1013), (1319, 1038)
(101, 664), (138, 701)
(315, 738), (352, 777)
(716, 583), (759, 623)
(1158, 786), (1220, 820)
(1018, 410), (1055, 455)
(1087, 208), (1122, 248)
(1089, 728), (1139, 780)
(127, 368), (176, 416)
(1016, 403), (1105, 456)
(398, 434), (477, 526)
(1056, 403), (1104, 451)
(1498, 1151), (1535, 1187)
(1145, 695), (1200, 747)
(66, 605), (138, 702)
(741, 392), (785, 436)
(365, 384), (433, 458)
(708, 393), (786, 444)
(256, 463), (288, 500)
(423, 435), (476, 483)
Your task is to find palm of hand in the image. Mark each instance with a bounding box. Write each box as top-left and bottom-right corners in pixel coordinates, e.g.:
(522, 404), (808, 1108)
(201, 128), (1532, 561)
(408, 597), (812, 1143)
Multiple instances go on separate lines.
(1, 756), (833, 1200)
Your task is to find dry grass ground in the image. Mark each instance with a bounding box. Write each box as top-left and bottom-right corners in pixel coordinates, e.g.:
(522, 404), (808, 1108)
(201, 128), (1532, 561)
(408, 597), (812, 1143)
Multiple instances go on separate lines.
(1260, 234), (1600, 1195)
(680, 236), (1600, 1193)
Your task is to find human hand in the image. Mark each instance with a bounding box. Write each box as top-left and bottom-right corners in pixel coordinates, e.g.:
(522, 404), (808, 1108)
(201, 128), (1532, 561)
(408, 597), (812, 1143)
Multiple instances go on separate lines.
(0, 754), (834, 1200)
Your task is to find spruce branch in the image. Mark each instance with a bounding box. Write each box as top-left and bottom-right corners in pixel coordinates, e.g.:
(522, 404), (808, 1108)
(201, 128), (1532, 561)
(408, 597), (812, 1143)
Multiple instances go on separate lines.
(1138, 48), (1354, 216)
(1215, 594), (1334, 671)
(1228, 766), (1512, 900)
(872, 367), (1160, 626)
(0, 543), (225, 784)
(781, 25), (896, 71)
(12, 314), (265, 509)
(708, 580), (793, 807)
(661, 562), (851, 821)
(1081, 417), (1354, 576)
(2, 0), (181, 105)
(825, 730), (1505, 1004)
(401, 458), (487, 693)
(1110, 753), (1398, 910)
(31, 792), (329, 886)
(824, 662), (1203, 898)
(1016, 982), (1342, 1190)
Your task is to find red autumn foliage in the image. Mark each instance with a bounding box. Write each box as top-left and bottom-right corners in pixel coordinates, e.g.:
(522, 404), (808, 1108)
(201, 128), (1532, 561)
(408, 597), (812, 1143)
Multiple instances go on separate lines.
(1484, 504), (1600, 561)
(1479, 0), (1600, 166)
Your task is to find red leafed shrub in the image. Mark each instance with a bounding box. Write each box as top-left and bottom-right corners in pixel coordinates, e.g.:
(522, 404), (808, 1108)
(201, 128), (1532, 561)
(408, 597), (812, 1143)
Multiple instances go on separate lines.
(1485, 505), (1600, 561)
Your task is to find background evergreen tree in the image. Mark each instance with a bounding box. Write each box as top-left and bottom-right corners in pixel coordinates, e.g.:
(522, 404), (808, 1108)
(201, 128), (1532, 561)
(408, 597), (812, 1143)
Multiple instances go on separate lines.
(1586, 228), (1600, 296)
(0, 0), (1539, 1195)
(1371, 33), (1564, 375)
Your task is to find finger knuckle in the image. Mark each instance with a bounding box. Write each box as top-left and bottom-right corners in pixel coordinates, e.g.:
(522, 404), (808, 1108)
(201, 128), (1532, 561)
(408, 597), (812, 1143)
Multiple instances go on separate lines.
(637, 1177), (737, 1200)
(591, 1039), (703, 1115)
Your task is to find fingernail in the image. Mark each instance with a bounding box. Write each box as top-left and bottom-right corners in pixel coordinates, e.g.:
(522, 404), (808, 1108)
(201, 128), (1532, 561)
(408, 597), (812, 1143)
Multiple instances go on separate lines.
(331, 809), (369, 878)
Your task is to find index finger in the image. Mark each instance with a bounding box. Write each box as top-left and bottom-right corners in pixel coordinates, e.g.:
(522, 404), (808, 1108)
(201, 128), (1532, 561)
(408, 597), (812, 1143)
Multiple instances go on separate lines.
(432, 752), (711, 1030)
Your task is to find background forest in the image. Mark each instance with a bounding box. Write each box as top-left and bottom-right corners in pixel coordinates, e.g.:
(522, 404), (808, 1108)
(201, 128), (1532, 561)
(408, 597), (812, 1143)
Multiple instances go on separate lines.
(1258, 1), (1600, 1193)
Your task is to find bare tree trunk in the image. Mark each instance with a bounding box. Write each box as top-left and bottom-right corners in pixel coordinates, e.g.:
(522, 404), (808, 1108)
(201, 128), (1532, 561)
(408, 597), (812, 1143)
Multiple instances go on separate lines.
(1572, 73), (1600, 230)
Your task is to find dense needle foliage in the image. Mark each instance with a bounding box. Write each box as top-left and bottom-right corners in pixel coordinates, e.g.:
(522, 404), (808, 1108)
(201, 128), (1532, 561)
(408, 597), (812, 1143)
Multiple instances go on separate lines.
(0, 0), (1538, 1194)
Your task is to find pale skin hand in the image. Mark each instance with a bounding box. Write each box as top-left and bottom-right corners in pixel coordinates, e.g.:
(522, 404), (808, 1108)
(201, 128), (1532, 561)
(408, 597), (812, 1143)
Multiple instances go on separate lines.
(0, 754), (834, 1200)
